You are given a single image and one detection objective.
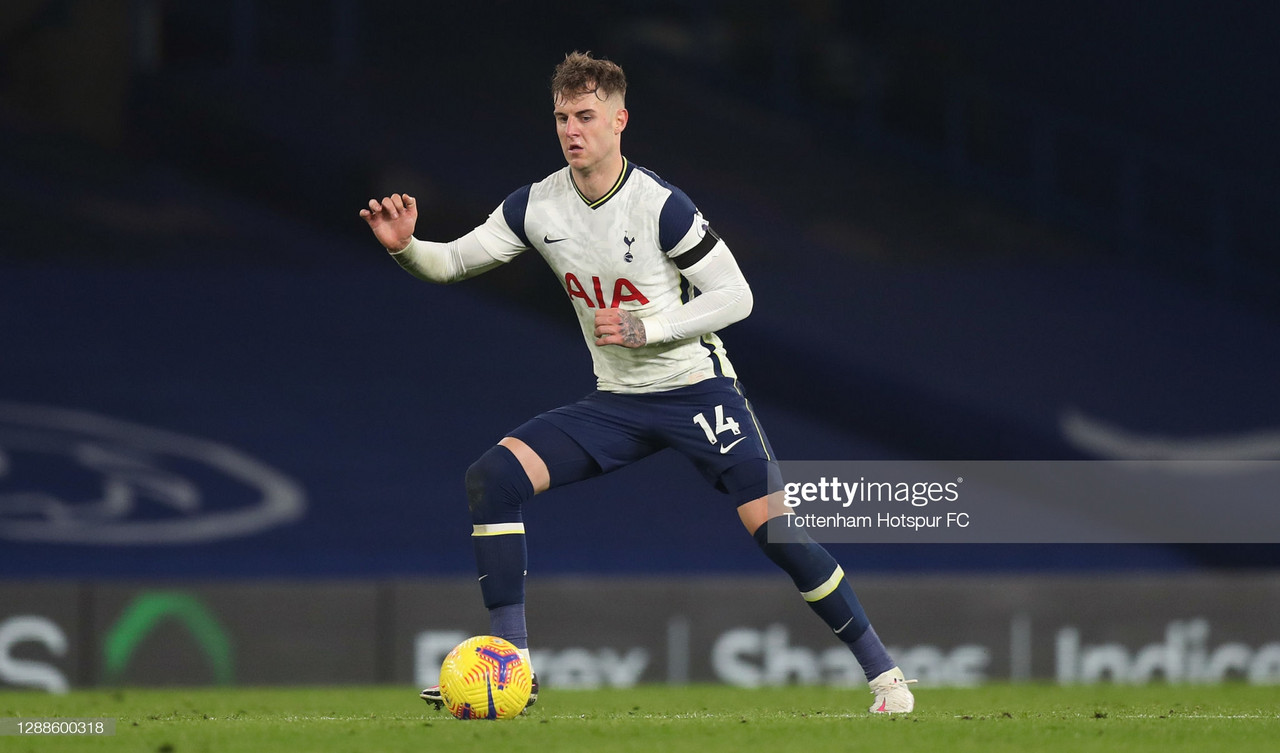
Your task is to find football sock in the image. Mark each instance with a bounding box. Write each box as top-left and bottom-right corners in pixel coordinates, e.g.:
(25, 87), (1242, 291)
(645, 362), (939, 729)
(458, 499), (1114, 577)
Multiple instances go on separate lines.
(850, 624), (894, 682)
(752, 518), (896, 681)
(488, 603), (529, 651)
(467, 446), (534, 648)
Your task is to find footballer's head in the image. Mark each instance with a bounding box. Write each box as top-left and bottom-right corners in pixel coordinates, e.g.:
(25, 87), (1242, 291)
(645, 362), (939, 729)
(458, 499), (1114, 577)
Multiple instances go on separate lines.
(552, 51), (628, 173)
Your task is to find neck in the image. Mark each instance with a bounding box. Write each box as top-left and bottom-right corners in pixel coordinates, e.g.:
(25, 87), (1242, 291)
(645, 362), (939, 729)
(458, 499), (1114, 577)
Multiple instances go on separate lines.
(571, 154), (626, 202)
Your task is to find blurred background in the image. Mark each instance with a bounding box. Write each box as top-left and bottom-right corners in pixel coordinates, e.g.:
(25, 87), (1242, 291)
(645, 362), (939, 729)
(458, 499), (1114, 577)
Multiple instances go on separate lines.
(2, 1), (1278, 690)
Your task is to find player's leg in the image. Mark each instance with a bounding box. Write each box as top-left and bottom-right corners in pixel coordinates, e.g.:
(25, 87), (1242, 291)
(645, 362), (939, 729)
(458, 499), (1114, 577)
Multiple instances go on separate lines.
(736, 492), (916, 712)
(736, 494), (890, 664)
(422, 421), (601, 709)
(732, 482), (897, 681)
(468, 423), (600, 666)
(455, 393), (656, 713)
(466, 437), (543, 668)
(420, 439), (545, 708)
(663, 377), (915, 712)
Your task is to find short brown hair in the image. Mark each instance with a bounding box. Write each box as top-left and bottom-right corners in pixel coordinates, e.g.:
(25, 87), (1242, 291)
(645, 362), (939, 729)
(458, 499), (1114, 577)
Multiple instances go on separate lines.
(551, 51), (627, 105)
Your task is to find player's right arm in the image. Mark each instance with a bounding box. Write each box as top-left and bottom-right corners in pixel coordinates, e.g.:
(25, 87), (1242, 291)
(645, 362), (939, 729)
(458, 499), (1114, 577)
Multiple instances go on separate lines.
(360, 193), (517, 283)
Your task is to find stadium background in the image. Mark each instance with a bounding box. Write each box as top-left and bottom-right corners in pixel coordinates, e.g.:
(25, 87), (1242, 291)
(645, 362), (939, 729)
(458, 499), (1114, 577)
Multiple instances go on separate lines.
(2, 1), (1278, 691)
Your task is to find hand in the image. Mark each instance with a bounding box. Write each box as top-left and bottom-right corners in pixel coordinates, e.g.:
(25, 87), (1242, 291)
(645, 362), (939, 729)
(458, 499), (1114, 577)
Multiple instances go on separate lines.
(359, 193), (418, 251)
(594, 308), (647, 348)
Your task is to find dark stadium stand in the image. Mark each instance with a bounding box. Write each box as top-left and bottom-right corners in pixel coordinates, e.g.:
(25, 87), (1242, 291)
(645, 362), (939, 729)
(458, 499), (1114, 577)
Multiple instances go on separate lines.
(3, 1), (1277, 578)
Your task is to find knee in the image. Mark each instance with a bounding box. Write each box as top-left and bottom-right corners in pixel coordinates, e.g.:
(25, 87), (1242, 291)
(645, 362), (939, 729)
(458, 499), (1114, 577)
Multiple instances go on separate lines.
(751, 515), (811, 550)
(466, 445), (535, 520)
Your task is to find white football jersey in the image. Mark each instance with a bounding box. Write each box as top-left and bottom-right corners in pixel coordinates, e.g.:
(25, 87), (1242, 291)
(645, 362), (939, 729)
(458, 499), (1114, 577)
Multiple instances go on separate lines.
(470, 159), (738, 393)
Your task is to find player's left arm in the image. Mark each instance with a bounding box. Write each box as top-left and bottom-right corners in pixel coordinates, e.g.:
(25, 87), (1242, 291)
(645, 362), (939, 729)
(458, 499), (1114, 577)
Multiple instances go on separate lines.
(593, 231), (752, 348)
(643, 234), (752, 343)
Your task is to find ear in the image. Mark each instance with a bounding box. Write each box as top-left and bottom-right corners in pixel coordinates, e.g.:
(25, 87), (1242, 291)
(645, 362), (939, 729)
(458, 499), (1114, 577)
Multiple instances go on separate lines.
(613, 107), (629, 135)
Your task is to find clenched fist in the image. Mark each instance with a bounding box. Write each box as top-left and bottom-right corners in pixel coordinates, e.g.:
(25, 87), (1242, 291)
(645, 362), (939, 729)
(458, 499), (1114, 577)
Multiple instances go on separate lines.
(593, 308), (647, 348)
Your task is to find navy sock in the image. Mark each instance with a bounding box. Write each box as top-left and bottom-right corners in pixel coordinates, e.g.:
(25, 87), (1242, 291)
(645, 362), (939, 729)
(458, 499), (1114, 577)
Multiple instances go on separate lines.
(488, 604), (528, 650)
(752, 519), (895, 681)
(473, 531), (527, 609)
(850, 624), (895, 681)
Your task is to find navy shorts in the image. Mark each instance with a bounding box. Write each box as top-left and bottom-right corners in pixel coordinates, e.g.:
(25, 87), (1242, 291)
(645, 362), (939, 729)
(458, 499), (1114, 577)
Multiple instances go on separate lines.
(508, 377), (782, 506)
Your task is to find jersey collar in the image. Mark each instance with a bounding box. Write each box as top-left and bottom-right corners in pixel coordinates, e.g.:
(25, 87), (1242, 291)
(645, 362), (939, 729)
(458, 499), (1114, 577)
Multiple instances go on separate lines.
(570, 157), (633, 209)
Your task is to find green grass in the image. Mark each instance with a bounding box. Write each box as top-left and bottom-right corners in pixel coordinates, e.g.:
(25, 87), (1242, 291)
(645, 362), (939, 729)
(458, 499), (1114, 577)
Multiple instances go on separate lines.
(3, 683), (1279, 753)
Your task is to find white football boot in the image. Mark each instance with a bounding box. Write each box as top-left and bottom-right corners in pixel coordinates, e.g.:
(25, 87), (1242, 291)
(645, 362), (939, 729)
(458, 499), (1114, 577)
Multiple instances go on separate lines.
(868, 667), (917, 713)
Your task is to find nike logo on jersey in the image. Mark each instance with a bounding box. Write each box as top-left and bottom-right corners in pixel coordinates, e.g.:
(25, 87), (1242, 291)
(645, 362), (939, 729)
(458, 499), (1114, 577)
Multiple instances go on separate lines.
(719, 437), (747, 454)
(544, 235), (569, 244)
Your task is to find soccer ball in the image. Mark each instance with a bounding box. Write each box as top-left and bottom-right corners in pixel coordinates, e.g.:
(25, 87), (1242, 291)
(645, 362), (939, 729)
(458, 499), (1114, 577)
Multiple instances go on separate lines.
(438, 635), (533, 720)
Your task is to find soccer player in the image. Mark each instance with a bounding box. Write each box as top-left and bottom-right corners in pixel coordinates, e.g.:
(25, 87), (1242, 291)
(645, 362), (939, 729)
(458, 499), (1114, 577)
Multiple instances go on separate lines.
(361, 51), (916, 714)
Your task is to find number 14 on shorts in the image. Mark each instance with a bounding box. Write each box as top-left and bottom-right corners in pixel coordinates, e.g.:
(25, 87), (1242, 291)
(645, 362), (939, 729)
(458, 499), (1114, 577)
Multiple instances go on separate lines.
(693, 405), (744, 452)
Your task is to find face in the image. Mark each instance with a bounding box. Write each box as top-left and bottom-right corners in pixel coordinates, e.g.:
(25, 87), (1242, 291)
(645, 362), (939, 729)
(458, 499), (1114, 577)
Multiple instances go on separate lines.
(553, 88), (627, 174)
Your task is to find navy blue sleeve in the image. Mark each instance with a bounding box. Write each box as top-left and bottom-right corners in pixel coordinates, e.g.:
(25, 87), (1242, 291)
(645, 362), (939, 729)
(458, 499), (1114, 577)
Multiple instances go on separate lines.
(501, 184), (533, 249)
(657, 184), (698, 253)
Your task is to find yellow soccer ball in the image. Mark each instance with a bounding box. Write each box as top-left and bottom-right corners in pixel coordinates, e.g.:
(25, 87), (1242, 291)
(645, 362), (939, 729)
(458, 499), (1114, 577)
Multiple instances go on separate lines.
(438, 635), (533, 720)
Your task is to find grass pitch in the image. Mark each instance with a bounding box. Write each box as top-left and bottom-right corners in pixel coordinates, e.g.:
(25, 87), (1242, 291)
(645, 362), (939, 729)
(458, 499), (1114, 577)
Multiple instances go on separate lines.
(3, 683), (1278, 753)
